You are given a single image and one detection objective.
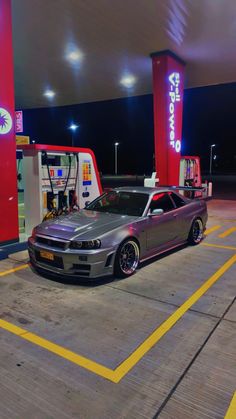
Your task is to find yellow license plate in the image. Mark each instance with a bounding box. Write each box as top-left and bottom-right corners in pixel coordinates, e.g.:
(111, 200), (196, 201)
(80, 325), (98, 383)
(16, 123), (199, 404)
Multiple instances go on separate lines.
(40, 251), (54, 261)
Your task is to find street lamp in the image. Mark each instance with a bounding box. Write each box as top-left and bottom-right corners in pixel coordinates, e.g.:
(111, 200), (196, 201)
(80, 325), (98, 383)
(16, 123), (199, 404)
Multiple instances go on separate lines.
(209, 144), (216, 175)
(68, 123), (79, 146)
(114, 142), (119, 175)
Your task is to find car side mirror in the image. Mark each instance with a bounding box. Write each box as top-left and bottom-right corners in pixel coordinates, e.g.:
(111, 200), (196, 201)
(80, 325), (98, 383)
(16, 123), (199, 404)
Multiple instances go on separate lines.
(148, 208), (164, 216)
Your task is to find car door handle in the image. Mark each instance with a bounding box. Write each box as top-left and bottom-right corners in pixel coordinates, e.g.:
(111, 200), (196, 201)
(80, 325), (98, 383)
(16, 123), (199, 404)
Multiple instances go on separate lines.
(173, 213), (178, 218)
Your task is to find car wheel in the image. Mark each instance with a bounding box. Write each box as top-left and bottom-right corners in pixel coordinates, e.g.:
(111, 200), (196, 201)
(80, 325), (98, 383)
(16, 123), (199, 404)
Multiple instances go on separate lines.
(114, 239), (140, 278)
(188, 218), (203, 245)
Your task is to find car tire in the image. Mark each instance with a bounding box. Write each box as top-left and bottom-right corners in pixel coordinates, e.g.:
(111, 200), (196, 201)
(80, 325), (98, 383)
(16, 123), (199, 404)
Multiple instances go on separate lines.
(188, 218), (203, 245)
(114, 238), (140, 278)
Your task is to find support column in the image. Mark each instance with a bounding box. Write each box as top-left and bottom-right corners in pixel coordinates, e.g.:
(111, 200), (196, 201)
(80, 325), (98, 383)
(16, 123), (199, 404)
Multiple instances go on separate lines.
(0, 0), (18, 244)
(151, 50), (185, 185)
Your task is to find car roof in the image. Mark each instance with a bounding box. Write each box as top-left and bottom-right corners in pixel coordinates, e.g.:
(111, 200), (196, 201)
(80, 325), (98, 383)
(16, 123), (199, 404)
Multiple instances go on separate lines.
(113, 186), (173, 195)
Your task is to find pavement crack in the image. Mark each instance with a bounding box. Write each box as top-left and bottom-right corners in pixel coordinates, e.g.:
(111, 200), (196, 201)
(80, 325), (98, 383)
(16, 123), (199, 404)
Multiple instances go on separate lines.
(106, 284), (223, 321)
(105, 284), (180, 309)
(152, 295), (236, 418)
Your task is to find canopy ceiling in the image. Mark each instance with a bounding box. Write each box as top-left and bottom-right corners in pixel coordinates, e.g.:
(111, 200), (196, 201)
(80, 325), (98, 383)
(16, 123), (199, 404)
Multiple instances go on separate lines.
(12, 0), (236, 108)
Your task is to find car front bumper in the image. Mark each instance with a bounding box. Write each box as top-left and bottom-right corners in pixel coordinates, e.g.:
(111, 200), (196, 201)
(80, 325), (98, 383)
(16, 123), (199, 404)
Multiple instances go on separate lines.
(28, 237), (116, 279)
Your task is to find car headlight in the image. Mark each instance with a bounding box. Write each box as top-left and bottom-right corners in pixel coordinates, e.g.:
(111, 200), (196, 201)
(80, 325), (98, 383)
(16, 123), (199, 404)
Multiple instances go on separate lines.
(70, 239), (101, 249)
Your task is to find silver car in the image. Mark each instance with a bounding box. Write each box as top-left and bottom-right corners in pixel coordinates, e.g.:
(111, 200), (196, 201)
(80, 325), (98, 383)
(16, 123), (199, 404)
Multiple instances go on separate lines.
(28, 187), (208, 280)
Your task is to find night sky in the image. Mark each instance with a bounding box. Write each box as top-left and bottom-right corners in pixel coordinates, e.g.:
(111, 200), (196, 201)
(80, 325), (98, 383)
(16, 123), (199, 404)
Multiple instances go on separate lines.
(21, 82), (236, 175)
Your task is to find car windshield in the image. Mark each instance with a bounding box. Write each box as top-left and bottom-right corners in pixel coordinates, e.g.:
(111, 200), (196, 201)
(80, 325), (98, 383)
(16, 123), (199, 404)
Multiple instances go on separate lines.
(85, 191), (149, 216)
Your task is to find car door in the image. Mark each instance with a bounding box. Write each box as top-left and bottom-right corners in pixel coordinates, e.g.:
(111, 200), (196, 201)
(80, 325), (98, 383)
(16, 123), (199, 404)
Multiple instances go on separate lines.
(146, 192), (179, 251)
(169, 192), (192, 240)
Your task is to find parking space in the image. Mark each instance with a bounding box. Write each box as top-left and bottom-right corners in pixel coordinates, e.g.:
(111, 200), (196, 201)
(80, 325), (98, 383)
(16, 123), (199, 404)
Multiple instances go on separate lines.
(0, 199), (236, 418)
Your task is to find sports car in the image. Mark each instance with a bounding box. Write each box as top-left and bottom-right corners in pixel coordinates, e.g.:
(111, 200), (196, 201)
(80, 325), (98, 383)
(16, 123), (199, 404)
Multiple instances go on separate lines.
(28, 187), (208, 280)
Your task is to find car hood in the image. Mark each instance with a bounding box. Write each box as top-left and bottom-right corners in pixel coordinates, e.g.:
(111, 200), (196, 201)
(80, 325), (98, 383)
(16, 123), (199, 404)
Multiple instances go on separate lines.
(36, 210), (139, 241)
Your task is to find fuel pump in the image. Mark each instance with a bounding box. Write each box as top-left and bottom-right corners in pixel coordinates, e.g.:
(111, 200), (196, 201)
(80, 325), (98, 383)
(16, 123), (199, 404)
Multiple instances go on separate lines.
(17, 144), (102, 235)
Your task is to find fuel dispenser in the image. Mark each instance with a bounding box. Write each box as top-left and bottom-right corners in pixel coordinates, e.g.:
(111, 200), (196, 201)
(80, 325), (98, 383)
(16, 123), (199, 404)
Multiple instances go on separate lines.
(17, 144), (102, 235)
(179, 156), (202, 188)
(144, 155), (208, 197)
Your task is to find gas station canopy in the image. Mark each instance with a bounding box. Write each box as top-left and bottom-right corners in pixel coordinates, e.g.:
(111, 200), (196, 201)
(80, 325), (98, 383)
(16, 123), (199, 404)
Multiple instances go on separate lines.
(12, 0), (236, 109)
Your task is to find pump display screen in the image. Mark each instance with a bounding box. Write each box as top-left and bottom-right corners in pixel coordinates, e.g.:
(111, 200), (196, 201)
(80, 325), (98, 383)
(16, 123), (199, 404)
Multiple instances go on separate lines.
(82, 160), (92, 185)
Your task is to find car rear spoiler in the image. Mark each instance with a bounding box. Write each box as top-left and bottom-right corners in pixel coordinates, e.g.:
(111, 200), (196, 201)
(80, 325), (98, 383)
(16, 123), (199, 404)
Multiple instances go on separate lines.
(161, 185), (206, 192)
(160, 185), (207, 199)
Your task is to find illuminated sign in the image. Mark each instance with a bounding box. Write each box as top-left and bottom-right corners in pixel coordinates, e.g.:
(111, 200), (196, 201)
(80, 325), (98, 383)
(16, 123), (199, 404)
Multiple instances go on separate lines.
(168, 72), (181, 153)
(0, 107), (13, 135)
(16, 135), (30, 145)
(151, 51), (185, 185)
(82, 160), (92, 185)
(15, 110), (23, 133)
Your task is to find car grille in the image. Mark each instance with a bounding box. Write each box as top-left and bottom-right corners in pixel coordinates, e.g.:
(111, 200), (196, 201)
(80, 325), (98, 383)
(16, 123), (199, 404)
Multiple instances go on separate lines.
(36, 235), (69, 250)
(35, 251), (64, 269)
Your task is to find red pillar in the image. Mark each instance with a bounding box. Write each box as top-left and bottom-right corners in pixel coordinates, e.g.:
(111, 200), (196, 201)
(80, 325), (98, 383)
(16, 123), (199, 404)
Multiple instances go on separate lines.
(0, 0), (18, 244)
(151, 50), (185, 186)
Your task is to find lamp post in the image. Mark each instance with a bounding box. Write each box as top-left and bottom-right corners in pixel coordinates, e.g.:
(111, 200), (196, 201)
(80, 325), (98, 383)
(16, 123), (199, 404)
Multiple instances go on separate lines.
(69, 123), (79, 146)
(114, 142), (119, 175)
(209, 144), (216, 175)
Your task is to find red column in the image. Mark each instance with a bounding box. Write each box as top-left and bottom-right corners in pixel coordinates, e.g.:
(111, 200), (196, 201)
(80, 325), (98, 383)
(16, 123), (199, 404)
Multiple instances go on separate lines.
(0, 0), (18, 244)
(151, 50), (185, 186)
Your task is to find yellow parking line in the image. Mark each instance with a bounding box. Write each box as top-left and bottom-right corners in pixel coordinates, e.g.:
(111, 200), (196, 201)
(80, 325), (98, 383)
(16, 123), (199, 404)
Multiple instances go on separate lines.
(112, 253), (236, 382)
(1, 255), (236, 383)
(205, 225), (221, 235)
(225, 392), (236, 419)
(0, 264), (28, 277)
(0, 319), (115, 381)
(219, 227), (236, 239)
(220, 220), (236, 223)
(201, 243), (236, 251)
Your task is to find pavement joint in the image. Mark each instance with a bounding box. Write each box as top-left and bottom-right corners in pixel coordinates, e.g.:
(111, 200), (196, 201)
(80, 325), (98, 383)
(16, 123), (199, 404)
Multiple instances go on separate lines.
(152, 295), (236, 418)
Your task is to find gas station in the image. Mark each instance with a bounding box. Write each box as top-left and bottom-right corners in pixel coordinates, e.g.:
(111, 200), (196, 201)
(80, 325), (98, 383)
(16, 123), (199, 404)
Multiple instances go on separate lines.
(1, 1), (236, 418)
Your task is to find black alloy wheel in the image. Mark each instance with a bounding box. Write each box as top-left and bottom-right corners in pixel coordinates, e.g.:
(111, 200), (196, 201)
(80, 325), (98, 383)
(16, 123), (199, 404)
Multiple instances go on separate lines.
(114, 239), (140, 278)
(188, 218), (203, 245)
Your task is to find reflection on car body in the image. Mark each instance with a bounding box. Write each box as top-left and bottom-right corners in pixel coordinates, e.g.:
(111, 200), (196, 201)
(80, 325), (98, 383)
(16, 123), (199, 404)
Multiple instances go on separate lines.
(28, 187), (208, 280)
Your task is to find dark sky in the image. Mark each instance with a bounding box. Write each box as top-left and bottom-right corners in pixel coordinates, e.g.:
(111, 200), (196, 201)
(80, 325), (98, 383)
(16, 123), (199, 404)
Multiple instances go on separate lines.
(22, 82), (236, 174)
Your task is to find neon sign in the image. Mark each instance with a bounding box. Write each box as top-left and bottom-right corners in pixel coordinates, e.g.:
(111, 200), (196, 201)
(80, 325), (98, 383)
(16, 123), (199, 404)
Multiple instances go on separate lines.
(168, 72), (181, 153)
(0, 108), (13, 135)
(15, 110), (23, 133)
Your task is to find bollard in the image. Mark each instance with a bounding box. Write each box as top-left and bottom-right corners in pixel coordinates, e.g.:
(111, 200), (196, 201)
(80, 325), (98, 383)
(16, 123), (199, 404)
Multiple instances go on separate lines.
(208, 182), (213, 197)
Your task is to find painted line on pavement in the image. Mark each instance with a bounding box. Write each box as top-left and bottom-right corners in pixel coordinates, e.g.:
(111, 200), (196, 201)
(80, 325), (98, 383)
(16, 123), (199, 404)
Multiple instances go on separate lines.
(0, 264), (28, 277)
(1, 255), (236, 383)
(0, 318), (114, 381)
(225, 392), (236, 419)
(205, 225), (221, 235)
(201, 243), (236, 251)
(219, 227), (236, 239)
(113, 253), (236, 382)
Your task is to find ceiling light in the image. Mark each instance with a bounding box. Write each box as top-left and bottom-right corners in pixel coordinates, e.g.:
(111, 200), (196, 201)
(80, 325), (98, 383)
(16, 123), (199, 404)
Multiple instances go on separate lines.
(43, 90), (55, 99)
(69, 123), (79, 131)
(120, 74), (137, 88)
(66, 48), (83, 63)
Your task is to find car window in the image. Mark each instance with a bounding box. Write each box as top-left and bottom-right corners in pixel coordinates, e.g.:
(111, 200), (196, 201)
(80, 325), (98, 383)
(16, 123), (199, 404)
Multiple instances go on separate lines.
(170, 192), (186, 208)
(149, 193), (175, 213)
(86, 191), (149, 216)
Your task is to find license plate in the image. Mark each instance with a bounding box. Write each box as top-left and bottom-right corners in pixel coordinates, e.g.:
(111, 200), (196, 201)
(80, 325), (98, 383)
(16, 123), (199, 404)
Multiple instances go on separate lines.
(40, 251), (54, 261)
